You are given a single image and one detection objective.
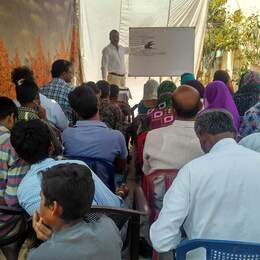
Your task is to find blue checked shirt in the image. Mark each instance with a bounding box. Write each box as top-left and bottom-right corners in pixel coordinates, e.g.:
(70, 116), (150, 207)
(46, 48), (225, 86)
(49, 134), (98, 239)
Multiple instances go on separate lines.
(41, 78), (74, 124)
(239, 101), (260, 139)
(17, 158), (124, 216)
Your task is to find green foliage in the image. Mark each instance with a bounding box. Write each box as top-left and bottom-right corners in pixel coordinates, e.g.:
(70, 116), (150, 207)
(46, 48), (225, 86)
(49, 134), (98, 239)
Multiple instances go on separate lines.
(202, 0), (260, 80)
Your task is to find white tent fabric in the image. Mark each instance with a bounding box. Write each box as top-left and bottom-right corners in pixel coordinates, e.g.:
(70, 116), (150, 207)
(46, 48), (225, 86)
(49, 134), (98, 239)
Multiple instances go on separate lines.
(79, 0), (208, 105)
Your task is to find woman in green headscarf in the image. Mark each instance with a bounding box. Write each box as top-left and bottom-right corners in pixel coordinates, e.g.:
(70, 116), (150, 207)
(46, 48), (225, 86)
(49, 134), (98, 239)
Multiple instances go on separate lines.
(148, 80), (177, 129)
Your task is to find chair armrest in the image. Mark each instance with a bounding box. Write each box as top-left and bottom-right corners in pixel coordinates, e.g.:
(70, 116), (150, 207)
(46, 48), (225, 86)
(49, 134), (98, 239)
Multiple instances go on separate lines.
(133, 185), (150, 215)
(0, 205), (25, 215)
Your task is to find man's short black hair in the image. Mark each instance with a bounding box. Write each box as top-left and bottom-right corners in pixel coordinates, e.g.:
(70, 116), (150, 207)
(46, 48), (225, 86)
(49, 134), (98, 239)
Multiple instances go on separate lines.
(110, 84), (119, 98)
(51, 59), (72, 78)
(81, 82), (100, 95)
(213, 70), (231, 85)
(0, 97), (17, 121)
(96, 80), (110, 99)
(11, 119), (52, 164)
(16, 79), (39, 105)
(69, 86), (98, 120)
(195, 109), (236, 136)
(11, 66), (34, 86)
(41, 163), (94, 222)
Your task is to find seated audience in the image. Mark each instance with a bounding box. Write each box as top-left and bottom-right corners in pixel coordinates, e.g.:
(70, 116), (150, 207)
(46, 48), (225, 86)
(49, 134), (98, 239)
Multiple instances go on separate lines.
(239, 133), (260, 153)
(186, 80), (205, 99)
(239, 100), (260, 139)
(27, 163), (122, 260)
(213, 69), (234, 94)
(203, 81), (240, 130)
(96, 80), (124, 132)
(150, 110), (260, 258)
(143, 85), (203, 174)
(0, 97), (29, 259)
(11, 66), (68, 130)
(180, 72), (195, 85)
(234, 70), (260, 116)
(138, 79), (159, 115)
(15, 79), (62, 155)
(147, 80), (177, 130)
(41, 59), (75, 124)
(110, 84), (131, 122)
(62, 86), (128, 171)
(10, 120), (124, 216)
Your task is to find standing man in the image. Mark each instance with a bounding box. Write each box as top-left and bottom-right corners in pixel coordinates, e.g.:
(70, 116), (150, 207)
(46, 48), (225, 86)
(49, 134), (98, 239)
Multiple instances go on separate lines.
(101, 30), (154, 103)
(101, 30), (131, 103)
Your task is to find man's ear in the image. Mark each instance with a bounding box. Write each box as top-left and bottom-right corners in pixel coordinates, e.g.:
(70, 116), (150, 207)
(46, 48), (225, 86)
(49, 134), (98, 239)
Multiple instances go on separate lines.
(51, 201), (63, 218)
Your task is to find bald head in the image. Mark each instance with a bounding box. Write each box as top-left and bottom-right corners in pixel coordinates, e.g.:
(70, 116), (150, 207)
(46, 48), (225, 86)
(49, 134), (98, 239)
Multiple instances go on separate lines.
(172, 85), (201, 119)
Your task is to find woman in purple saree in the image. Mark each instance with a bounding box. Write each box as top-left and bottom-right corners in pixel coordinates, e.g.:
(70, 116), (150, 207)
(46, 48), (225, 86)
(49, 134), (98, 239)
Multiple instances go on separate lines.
(203, 81), (240, 130)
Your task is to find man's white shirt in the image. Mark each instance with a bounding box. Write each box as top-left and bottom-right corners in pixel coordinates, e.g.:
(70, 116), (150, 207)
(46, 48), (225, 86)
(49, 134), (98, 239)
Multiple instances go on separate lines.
(150, 138), (260, 258)
(101, 43), (129, 78)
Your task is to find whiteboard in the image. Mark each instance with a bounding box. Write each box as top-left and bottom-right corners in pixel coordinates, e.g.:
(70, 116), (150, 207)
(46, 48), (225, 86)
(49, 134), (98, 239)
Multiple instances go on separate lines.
(128, 27), (195, 77)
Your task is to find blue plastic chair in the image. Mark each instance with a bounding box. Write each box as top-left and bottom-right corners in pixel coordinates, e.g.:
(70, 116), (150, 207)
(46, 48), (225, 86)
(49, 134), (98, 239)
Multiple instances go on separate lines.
(176, 239), (260, 260)
(66, 156), (116, 193)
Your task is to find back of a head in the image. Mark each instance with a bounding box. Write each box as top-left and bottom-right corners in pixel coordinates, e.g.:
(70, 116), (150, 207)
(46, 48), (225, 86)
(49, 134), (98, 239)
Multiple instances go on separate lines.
(69, 86), (98, 120)
(81, 82), (100, 95)
(11, 66), (34, 86)
(96, 80), (110, 99)
(172, 85), (201, 119)
(238, 70), (260, 91)
(0, 97), (17, 121)
(51, 59), (72, 78)
(186, 80), (204, 99)
(181, 73), (195, 85)
(195, 109), (236, 137)
(16, 79), (39, 106)
(110, 84), (120, 99)
(143, 79), (159, 101)
(41, 163), (94, 222)
(11, 119), (51, 164)
(213, 70), (230, 85)
(157, 80), (177, 97)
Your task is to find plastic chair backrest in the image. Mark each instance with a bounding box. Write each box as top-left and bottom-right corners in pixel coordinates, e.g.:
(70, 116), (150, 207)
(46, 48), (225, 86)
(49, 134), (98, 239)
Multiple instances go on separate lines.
(66, 156), (116, 192)
(143, 169), (178, 223)
(176, 239), (260, 260)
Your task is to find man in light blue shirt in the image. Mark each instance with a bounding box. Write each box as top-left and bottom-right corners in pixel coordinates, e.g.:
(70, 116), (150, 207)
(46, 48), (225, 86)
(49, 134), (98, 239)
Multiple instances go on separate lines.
(11, 120), (123, 216)
(150, 110), (260, 259)
(62, 85), (127, 169)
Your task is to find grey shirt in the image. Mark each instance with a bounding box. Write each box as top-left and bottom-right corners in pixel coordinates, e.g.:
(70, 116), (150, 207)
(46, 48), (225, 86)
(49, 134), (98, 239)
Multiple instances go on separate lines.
(27, 216), (122, 260)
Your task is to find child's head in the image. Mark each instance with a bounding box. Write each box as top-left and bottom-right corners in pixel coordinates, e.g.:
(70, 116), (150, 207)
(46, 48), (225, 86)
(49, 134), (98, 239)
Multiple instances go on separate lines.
(40, 163), (94, 231)
(15, 79), (40, 108)
(0, 97), (17, 129)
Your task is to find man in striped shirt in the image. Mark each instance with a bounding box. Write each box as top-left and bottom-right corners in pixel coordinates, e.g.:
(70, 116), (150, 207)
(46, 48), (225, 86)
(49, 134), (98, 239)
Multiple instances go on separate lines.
(0, 97), (29, 259)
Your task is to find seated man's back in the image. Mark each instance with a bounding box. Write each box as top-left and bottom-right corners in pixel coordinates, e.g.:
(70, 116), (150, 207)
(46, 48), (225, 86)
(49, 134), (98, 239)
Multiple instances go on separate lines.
(143, 85), (203, 174)
(150, 110), (260, 258)
(28, 216), (122, 260)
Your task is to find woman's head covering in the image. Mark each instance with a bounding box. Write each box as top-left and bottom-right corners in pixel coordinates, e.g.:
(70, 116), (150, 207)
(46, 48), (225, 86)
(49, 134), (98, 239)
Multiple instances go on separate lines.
(143, 79), (159, 101)
(157, 80), (177, 108)
(234, 70), (260, 116)
(239, 70), (260, 90)
(186, 80), (205, 98)
(181, 73), (195, 85)
(204, 81), (240, 130)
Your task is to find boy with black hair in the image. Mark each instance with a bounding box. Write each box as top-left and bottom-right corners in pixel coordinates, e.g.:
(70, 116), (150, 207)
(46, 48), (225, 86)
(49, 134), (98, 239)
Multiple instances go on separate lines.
(11, 120), (124, 217)
(15, 79), (62, 155)
(11, 66), (69, 130)
(0, 97), (29, 259)
(27, 163), (122, 260)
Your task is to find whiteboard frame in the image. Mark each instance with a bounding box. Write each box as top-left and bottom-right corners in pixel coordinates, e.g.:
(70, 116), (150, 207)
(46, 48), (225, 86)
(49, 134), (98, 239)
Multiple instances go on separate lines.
(128, 26), (195, 77)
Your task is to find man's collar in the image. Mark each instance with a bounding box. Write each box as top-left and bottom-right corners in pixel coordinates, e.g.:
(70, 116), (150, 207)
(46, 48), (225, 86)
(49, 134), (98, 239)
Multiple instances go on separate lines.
(75, 120), (107, 128)
(210, 138), (237, 153)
